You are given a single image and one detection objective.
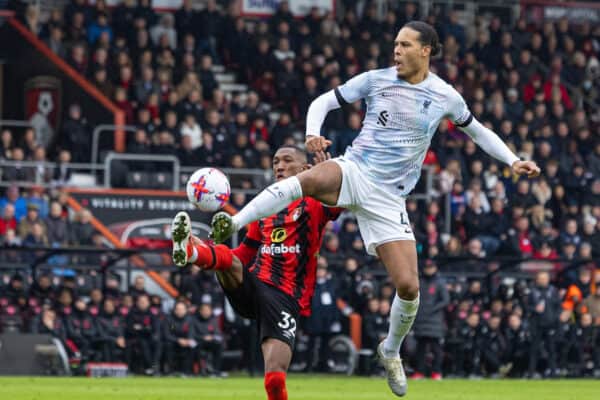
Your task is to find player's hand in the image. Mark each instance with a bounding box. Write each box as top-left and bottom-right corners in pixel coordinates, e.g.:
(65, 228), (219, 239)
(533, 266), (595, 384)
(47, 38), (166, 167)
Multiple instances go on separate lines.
(306, 135), (331, 153)
(116, 337), (126, 348)
(313, 150), (331, 165)
(511, 160), (541, 178)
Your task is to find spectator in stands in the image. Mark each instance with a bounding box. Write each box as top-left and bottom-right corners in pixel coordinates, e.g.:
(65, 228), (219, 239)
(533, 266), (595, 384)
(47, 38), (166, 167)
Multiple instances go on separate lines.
(0, 203), (17, 236)
(562, 268), (592, 313)
(61, 103), (90, 163)
(70, 208), (94, 246)
(306, 262), (341, 372)
(0, 185), (27, 222)
(163, 300), (194, 375)
(150, 13), (176, 50)
(411, 260), (449, 380)
(31, 307), (67, 344)
(528, 271), (561, 377)
(2, 147), (28, 182)
(4, 274), (26, 305)
(23, 221), (49, 251)
(45, 25), (66, 59)
(194, 301), (223, 377)
(129, 275), (148, 300)
(456, 312), (483, 377)
(66, 298), (98, 362)
(29, 274), (54, 303)
(480, 314), (508, 377)
(134, 66), (160, 105)
(0, 128), (14, 159)
(503, 313), (529, 377)
(53, 150), (73, 186)
(179, 114), (202, 150)
(18, 203), (46, 240)
(126, 294), (160, 375)
(87, 12), (112, 46)
(96, 298), (126, 362)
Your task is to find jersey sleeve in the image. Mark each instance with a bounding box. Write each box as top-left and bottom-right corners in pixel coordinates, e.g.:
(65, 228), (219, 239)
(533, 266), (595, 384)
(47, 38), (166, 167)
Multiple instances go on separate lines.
(446, 87), (473, 128)
(231, 221), (261, 267)
(336, 71), (372, 104)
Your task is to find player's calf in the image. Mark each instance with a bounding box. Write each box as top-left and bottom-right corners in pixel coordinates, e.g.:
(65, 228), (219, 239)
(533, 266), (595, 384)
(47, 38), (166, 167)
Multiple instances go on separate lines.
(264, 371), (288, 400)
(187, 236), (233, 271)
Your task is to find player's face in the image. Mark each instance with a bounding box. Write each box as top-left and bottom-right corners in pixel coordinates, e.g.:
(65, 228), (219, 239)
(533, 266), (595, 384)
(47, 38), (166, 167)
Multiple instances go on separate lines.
(394, 27), (430, 81)
(273, 148), (306, 181)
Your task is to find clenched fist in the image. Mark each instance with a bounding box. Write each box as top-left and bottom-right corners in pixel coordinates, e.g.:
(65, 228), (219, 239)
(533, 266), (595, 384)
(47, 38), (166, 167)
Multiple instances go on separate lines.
(306, 135), (332, 153)
(511, 160), (541, 178)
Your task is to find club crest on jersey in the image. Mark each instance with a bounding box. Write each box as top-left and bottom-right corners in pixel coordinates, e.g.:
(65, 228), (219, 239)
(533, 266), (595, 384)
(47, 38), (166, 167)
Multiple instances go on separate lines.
(421, 99), (432, 114)
(291, 207), (303, 221)
(271, 228), (287, 243)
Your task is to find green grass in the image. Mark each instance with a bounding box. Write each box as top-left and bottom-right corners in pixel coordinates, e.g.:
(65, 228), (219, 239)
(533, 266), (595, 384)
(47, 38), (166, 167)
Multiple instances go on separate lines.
(0, 375), (598, 400)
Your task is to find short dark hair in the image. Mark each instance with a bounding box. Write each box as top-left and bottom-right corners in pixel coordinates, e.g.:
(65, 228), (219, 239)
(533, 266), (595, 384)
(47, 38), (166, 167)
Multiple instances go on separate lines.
(277, 144), (307, 161)
(403, 21), (442, 56)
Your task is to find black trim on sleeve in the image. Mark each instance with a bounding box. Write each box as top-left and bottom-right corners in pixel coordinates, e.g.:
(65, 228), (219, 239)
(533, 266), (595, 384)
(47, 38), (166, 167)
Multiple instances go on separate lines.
(334, 87), (349, 106)
(208, 245), (217, 269)
(454, 113), (473, 128)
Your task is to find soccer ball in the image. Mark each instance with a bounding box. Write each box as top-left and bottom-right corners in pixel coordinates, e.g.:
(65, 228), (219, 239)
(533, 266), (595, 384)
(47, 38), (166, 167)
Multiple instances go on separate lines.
(185, 168), (231, 212)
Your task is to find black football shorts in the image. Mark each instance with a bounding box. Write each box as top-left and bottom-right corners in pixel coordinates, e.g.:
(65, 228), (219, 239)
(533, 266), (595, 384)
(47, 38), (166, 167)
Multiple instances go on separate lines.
(220, 268), (300, 349)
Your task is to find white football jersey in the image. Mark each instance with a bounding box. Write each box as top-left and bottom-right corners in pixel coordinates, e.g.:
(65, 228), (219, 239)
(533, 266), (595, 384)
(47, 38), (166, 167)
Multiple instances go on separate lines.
(337, 66), (472, 197)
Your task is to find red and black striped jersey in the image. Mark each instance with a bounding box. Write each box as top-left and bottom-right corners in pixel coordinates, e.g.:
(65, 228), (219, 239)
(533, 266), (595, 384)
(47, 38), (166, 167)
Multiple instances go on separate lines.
(232, 197), (342, 316)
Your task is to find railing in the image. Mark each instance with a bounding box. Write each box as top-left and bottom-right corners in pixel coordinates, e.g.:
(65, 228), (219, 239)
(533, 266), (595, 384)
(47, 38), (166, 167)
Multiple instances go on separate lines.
(91, 124), (138, 166)
(103, 152), (181, 191)
(2, 245), (596, 291)
(0, 159), (103, 187)
(0, 246), (182, 298)
(0, 119), (34, 130)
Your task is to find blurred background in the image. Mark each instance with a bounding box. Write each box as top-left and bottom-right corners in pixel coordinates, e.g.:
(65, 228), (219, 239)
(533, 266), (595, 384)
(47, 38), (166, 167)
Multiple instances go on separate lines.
(0, 0), (598, 379)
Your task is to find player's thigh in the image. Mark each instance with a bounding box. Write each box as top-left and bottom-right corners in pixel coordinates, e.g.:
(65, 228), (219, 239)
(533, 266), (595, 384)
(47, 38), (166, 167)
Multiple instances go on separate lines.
(354, 191), (419, 297)
(256, 281), (299, 358)
(261, 338), (293, 372)
(297, 160), (342, 206)
(215, 256), (244, 290)
(219, 270), (257, 319)
(376, 240), (419, 299)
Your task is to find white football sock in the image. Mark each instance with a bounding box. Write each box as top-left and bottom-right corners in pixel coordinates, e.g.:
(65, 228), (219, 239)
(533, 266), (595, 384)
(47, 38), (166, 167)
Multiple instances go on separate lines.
(232, 176), (303, 229)
(383, 293), (420, 358)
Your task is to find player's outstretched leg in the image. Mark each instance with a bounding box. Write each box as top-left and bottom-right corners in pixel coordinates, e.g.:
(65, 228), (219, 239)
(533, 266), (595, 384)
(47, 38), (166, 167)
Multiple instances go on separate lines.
(376, 241), (419, 397)
(211, 176), (304, 243)
(171, 211), (192, 266)
(172, 211), (234, 269)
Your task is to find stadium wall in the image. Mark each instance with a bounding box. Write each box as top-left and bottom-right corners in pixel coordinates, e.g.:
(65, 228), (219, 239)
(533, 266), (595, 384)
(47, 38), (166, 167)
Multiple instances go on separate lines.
(0, 16), (125, 153)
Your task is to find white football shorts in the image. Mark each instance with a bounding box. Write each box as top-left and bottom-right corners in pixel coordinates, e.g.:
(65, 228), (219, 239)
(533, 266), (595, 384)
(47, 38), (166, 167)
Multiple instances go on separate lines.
(332, 156), (415, 255)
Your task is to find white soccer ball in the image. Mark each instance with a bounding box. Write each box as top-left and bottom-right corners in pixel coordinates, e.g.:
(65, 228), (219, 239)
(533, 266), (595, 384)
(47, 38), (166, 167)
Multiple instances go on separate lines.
(185, 167), (231, 212)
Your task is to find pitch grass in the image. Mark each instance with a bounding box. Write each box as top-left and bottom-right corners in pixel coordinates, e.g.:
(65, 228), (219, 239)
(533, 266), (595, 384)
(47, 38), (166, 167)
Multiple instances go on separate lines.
(1, 375), (598, 400)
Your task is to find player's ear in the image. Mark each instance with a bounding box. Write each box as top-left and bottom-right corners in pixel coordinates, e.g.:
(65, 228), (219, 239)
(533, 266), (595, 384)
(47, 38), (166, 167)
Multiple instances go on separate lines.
(422, 45), (431, 58)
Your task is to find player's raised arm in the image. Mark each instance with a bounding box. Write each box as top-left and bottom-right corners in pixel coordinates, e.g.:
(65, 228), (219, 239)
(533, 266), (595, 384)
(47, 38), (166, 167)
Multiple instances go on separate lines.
(447, 90), (541, 178)
(305, 71), (372, 153)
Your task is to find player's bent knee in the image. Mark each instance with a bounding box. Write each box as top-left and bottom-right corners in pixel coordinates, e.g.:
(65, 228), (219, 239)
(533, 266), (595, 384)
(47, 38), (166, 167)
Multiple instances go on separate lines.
(396, 282), (419, 300)
(298, 169), (321, 197)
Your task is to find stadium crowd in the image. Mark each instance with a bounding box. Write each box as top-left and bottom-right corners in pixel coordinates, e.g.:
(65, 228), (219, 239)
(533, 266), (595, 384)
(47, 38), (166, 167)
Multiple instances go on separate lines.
(0, 0), (599, 378)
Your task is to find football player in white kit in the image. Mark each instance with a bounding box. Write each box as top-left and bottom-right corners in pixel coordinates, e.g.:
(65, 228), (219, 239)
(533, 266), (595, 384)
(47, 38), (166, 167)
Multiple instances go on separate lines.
(211, 21), (540, 396)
